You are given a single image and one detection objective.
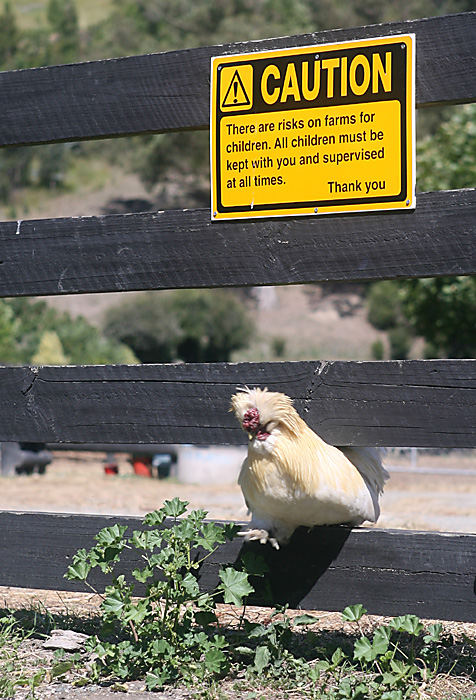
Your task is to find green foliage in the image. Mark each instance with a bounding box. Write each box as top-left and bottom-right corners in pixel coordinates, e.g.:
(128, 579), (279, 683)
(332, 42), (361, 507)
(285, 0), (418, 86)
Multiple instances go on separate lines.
(47, 0), (80, 63)
(367, 281), (401, 331)
(172, 289), (254, 362)
(103, 292), (182, 364)
(0, 2), (18, 65)
(0, 298), (138, 365)
(65, 499), (246, 689)
(366, 282), (414, 359)
(31, 330), (70, 365)
(411, 103), (476, 359)
(400, 276), (476, 358)
(271, 336), (287, 358)
(417, 103), (476, 193)
(0, 302), (19, 364)
(230, 602), (472, 699)
(0, 613), (46, 697)
(367, 274), (476, 359)
(371, 339), (385, 361)
(104, 289), (254, 363)
(387, 326), (413, 360)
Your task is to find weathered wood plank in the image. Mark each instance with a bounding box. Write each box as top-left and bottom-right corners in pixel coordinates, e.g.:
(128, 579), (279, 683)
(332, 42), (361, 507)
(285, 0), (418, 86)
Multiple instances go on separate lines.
(0, 360), (474, 447)
(1, 512), (474, 621)
(0, 13), (474, 147)
(0, 189), (474, 297)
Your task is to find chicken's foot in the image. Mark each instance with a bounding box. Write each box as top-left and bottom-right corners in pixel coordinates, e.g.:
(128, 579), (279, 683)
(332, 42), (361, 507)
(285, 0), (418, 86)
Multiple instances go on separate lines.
(237, 528), (280, 550)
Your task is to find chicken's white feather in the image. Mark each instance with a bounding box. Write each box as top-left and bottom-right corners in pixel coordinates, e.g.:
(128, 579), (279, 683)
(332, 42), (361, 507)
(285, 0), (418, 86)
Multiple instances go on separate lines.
(231, 387), (389, 546)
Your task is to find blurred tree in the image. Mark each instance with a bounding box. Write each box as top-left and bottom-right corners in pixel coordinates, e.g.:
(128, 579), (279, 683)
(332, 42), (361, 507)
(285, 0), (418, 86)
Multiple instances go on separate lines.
(367, 101), (476, 359)
(104, 289), (253, 363)
(366, 281), (402, 331)
(402, 102), (476, 358)
(366, 281), (414, 359)
(371, 339), (385, 361)
(31, 330), (70, 365)
(103, 292), (182, 364)
(171, 289), (254, 362)
(0, 301), (19, 364)
(47, 0), (80, 63)
(0, 2), (18, 65)
(401, 277), (476, 358)
(417, 104), (476, 192)
(0, 298), (138, 365)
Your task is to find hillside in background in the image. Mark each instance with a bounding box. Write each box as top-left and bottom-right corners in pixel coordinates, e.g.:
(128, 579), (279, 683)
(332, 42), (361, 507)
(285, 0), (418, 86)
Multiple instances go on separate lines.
(1, 0), (474, 365)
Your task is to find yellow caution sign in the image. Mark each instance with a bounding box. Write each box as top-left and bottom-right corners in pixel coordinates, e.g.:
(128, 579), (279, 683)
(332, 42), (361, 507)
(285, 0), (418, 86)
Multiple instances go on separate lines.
(210, 35), (415, 220)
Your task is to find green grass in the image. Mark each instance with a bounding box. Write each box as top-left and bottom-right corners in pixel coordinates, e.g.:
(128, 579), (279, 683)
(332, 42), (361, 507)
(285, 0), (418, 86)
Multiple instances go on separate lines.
(0, 610), (47, 697)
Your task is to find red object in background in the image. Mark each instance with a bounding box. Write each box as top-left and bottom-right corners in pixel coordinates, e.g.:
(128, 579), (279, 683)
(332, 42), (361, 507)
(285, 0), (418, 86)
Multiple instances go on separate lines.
(132, 459), (152, 478)
(104, 463), (119, 475)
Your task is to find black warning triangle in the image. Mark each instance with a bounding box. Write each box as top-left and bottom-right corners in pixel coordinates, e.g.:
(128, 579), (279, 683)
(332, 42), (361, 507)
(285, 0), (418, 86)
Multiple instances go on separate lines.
(222, 69), (251, 108)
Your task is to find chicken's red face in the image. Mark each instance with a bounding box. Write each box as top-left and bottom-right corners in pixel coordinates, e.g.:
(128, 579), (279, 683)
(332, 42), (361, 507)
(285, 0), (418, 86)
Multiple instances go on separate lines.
(242, 407), (270, 441)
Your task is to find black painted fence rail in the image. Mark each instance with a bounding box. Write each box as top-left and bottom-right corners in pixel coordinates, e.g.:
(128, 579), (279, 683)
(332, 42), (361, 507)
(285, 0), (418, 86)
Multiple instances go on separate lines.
(0, 360), (474, 447)
(1, 188), (474, 297)
(1, 511), (475, 622)
(0, 13), (474, 147)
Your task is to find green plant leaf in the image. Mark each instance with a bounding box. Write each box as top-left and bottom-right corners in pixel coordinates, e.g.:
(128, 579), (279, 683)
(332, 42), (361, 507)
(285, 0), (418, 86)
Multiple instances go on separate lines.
(50, 661), (74, 678)
(337, 678), (353, 698)
(151, 639), (173, 657)
(102, 590), (125, 616)
(182, 572), (200, 597)
(240, 551), (270, 577)
(132, 566), (153, 583)
(253, 645), (271, 673)
(218, 568), (254, 606)
(162, 498), (188, 518)
(354, 636), (375, 662)
(65, 560), (90, 581)
(235, 645), (254, 656)
(146, 670), (168, 690)
(390, 659), (418, 678)
(195, 611), (217, 627)
(342, 604), (367, 621)
(124, 600), (149, 624)
(424, 623), (443, 644)
(293, 613), (320, 626)
(372, 626), (391, 656)
(204, 647), (227, 674)
(196, 522), (224, 551)
(331, 647), (345, 666)
(143, 510), (166, 526)
(96, 524), (127, 546)
(222, 522), (240, 540)
(389, 614), (423, 635)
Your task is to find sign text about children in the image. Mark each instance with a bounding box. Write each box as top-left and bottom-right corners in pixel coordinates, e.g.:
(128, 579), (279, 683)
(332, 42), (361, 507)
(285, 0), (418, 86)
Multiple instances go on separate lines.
(210, 35), (414, 220)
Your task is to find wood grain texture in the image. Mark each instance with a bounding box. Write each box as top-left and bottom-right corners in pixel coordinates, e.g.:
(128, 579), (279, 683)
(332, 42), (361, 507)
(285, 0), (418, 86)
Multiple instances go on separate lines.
(0, 189), (474, 297)
(0, 360), (474, 447)
(0, 13), (474, 146)
(1, 511), (474, 621)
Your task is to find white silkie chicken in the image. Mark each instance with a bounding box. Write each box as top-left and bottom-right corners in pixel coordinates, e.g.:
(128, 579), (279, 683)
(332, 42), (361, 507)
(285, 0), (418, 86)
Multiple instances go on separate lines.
(231, 387), (388, 549)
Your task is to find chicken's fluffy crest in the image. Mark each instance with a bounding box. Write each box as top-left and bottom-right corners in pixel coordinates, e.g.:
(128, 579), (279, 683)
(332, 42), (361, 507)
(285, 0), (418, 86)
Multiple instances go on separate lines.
(230, 386), (302, 435)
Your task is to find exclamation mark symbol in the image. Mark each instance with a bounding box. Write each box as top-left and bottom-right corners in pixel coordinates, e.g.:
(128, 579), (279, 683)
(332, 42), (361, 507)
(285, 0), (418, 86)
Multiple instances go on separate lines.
(233, 80), (238, 103)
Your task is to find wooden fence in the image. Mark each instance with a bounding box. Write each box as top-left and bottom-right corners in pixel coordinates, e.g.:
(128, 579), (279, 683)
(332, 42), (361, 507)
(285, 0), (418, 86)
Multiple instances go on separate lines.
(0, 12), (475, 622)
